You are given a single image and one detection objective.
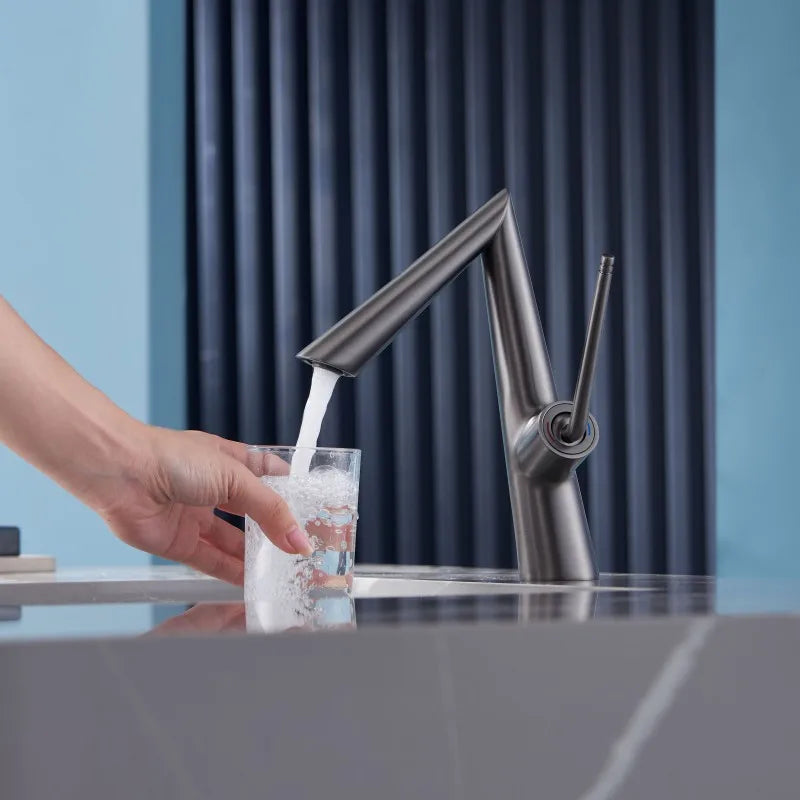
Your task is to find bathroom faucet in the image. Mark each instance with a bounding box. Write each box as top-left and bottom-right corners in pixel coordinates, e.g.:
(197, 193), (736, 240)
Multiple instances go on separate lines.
(298, 190), (614, 582)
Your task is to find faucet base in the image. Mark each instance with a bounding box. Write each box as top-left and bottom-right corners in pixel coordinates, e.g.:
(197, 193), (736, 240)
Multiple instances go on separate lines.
(507, 403), (599, 583)
(512, 473), (599, 583)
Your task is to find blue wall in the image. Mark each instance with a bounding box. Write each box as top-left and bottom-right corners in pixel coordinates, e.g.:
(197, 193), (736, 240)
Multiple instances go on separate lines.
(717, 0), (800, 576)
(0, 0), (185, 637)
(0, 0), (150, 572)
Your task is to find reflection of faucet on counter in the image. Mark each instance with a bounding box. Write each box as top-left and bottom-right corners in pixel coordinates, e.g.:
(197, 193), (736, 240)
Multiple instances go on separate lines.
(517, 590), (597, 623)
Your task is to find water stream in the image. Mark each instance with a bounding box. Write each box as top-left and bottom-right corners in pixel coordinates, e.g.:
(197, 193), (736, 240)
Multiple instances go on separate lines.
(290, 366), (339, 475)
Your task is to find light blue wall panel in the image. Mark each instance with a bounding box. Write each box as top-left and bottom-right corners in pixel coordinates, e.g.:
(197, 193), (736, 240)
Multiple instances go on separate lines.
(0, 0), (149, 574)
(717, 0), (800, 577)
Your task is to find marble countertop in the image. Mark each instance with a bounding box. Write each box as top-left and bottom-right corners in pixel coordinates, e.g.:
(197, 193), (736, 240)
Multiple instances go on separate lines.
(2, 565), (800, 798)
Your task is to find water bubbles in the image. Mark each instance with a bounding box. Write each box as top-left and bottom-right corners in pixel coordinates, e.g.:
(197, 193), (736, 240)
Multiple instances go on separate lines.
(245, 467), (359, 625)
(263, 467), (358, 526)
(310, 465), (341, 479)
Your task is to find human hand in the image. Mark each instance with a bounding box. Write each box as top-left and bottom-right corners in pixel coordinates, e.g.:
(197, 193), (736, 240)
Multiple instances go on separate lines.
(93, 427), (312, 585)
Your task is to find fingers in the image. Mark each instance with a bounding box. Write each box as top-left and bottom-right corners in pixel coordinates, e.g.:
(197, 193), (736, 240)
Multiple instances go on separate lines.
(249, 450), (291, 477)
(202, 515), (245, 560)
(216, 439), (290, 477)
(223, 463), (312, 556)
(183, 539), (245, 585)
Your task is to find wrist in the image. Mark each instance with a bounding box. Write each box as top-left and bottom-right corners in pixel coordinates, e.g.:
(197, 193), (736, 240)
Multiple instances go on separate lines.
(63, 409), (156, 515)
(0, 297), (160, 517)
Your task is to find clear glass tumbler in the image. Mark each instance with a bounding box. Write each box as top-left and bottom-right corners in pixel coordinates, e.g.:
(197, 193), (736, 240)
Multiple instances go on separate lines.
(244, 446), (361, 632)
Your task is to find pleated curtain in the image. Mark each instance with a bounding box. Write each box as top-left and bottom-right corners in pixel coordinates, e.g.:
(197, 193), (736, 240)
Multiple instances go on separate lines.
(187, 0), (715, 574)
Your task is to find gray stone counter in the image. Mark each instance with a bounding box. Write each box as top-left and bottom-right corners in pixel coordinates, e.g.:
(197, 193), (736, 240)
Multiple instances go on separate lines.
(1, 566), (799, 798)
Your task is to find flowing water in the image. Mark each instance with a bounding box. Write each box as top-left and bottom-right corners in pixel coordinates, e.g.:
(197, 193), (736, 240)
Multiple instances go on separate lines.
(290, 367), (339, 475)
(245, 366), (360, 631)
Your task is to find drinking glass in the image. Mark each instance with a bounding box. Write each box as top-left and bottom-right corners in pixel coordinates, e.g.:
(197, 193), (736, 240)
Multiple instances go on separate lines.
(244, 446), (360, 632)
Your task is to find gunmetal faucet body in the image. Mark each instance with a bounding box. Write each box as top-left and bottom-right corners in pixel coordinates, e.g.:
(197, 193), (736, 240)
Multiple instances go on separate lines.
(299, 190), (613, 582)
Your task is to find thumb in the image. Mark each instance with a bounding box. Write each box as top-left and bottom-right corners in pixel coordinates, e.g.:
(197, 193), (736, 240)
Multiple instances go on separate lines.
(222, 461), (313, 556)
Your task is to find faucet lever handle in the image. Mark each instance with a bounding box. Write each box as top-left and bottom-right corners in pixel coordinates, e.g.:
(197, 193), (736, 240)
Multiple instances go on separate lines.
(562, 255), (615, 444)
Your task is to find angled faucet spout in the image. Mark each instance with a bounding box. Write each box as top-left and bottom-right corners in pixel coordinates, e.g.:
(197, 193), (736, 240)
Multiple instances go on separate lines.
(298, 189), (509, 377)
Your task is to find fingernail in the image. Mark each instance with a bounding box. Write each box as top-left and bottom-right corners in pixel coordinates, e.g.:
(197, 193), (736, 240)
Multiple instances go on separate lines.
(287, 525), (313, 556)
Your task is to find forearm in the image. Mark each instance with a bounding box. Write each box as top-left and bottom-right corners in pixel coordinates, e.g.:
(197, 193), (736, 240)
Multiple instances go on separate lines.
(0, 296), (147, 510)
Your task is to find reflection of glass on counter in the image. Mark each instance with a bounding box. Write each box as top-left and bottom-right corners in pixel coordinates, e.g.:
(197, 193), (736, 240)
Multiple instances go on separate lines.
(245, 588), (356, 634)
(147, 595), (356, 637)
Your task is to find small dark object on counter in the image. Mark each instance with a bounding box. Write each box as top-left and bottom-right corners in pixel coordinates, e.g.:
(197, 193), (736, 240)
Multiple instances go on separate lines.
(0, 605), (22, 622)
(0, 526), (21, 557)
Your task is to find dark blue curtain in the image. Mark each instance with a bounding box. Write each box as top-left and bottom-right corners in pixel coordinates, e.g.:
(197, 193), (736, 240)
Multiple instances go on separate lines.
(187, 0), (715, 575)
